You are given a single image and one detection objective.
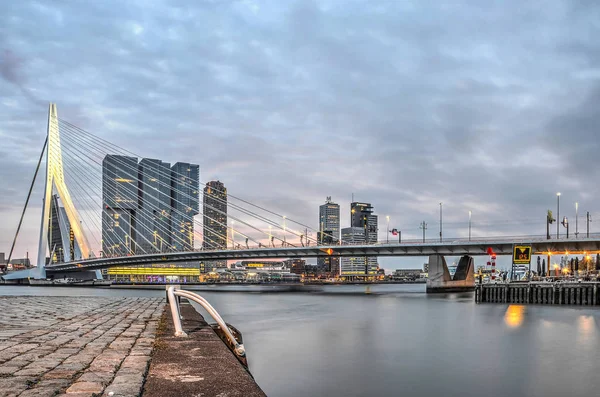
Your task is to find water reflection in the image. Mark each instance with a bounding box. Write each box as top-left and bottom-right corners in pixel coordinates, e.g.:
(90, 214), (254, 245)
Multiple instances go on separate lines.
(577, 315), (595, 340)
(504, 305), (525, 329)
(3, 285), (600, 397)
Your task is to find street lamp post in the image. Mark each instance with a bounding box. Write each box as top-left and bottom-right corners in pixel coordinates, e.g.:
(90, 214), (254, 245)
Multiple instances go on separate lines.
(231, 220), (235, 249)
(557, 193), (561, 239)
(439, 202), (443, 242)
(386, 215), (390, 244)
(575, 202), (579, 238)
(468, 210), (472, 241)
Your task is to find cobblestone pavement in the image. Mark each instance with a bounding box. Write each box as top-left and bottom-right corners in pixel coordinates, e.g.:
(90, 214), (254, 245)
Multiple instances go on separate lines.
(0, 296), (164, 397)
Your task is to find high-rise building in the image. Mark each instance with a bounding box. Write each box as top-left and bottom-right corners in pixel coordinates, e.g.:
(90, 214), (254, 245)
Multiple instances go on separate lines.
(319, 197), (340, 242)
(102, 155), (138, 257)
(350, 202), (378, 243)
(340, 227), (378, 277)
(138, 159), (172, 253)
(343, 201), (379, 277)
(203, 180), (228, 269)
(170, 162), (200, 251)
(102, 155), (199, 257)
(317, 197), (340, 274)
(48, 195), (79, 263)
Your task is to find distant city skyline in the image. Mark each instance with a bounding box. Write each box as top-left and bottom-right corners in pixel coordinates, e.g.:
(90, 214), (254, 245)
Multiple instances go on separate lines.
(2, 1), (600, 273)
(101, 154), (199, 257)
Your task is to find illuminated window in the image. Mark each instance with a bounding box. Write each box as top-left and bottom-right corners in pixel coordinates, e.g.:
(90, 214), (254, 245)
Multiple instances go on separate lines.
(114, 222), (120, 227)
(114, 213), (120, 220)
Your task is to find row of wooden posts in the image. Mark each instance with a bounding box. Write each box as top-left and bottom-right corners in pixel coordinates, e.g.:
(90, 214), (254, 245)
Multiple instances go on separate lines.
(475, 282), (600, 306)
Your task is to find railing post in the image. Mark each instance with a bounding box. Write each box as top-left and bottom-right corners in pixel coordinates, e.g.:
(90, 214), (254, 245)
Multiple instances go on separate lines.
(167, 286), (187, 337)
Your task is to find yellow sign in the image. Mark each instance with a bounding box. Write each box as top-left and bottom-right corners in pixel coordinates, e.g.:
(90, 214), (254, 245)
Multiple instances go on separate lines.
(246, 263), (264, 268)
(513, 245), (531, 264)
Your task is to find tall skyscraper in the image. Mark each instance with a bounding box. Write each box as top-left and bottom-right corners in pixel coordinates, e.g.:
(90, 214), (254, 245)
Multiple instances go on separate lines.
(102, 155), (199, 257)
(102, 155), (138, 257)
(318, 197), (340, 274)
(350, 202), (378, 243)
(203, 181), (228, 269)
(138, 159), (172, 253)
(343, 202), (379, 278)
(170, 162), (200, 251)
(319, 197), (340, 242)
(48, 195), (79, 263)
(340, 227), (378, 277)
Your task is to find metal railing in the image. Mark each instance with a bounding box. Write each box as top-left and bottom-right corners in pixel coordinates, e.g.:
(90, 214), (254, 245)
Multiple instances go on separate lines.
(167, 286), (245, 357)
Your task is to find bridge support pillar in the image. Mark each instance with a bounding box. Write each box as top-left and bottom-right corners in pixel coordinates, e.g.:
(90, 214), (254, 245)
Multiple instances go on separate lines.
(426, 254), (475, 293)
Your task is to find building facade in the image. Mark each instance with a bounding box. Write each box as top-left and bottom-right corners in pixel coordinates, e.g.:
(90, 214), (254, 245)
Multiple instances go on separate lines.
(170, 162), (200, 251)
(344, 202), (379, 277)
(48, 195), (80, 263)
(203, 180), (228, 269)
(350, 202), (378, 243)
(102, 155), (138, 257)
(317, 197), (340, 274)
(102, 155), (199, 257)
(138, 159), (172, 253)
(340, 227), (377, 277)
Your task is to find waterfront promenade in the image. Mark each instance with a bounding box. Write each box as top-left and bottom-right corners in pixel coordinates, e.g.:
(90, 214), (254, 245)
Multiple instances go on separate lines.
(0, 296), (162, 396)
(0, 294), (265, 397)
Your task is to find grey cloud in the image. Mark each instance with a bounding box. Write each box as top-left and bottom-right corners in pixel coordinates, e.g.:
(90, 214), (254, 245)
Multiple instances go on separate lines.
(1, 0), (600, 269)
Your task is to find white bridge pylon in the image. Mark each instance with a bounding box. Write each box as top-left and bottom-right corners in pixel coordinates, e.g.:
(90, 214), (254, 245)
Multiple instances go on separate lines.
(36, 103), (91, 271)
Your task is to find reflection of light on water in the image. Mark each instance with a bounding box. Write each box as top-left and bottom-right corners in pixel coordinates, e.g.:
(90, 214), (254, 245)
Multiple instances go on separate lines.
(504, 305), (525, 328)
(578, 316), (595, 337)
(365, 286), (371, 294)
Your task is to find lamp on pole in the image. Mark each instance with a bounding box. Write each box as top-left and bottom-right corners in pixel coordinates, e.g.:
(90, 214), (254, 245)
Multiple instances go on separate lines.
(556, 193), (561, 239)
(468, 210), (472, 241)
(386, 215), (390, 244)
(269, 225), (273, 247)
(231, 220), (235, 249)
(439, 202), (443, 242)
(575, 202), (579, 238)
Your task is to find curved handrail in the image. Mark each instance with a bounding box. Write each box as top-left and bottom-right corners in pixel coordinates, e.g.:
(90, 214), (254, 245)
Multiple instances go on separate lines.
(167, 286), (245, 357)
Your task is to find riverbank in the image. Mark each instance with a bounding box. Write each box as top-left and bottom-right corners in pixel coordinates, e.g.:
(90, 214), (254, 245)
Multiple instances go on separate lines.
(144, 300), (265, 396)
(0, 278), (426, 287)
(0, 295), (264, 396)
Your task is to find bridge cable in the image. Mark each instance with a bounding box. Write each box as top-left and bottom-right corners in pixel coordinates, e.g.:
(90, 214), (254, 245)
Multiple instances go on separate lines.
(5, 136), (48, 270)
(57, 135), (232, 254)
(59, 139), (238, 252)
(58, 119), (333, 244)
(58, 124), (279, 247)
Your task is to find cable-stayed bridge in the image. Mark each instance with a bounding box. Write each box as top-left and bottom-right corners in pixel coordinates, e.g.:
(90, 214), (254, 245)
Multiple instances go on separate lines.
(3, 104), (600, 291)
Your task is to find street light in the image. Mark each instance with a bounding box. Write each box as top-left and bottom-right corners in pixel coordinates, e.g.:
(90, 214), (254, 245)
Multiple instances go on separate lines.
(575, 202), (579, 238)
(556, 192), (561, 239)
(386, 215), (390, 243)
(468, 210), (472, 241)
(439, 202), (443, 242)
(268, 225), (273, 247)
(231, 220), (235, 249)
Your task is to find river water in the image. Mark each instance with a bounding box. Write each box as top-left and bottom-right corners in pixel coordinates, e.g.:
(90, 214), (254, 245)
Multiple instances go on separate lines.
(2, 284), (599, 397)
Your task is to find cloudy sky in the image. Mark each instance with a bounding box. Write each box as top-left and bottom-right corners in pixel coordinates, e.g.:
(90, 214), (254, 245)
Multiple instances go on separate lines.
(1, 0), (599, 270)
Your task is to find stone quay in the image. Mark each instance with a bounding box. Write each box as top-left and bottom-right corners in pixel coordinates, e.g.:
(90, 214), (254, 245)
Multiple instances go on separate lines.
(0, 295), (264, 396)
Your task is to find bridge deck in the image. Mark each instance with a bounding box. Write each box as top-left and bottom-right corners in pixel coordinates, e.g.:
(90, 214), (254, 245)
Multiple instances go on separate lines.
(44, 237), (600, 273)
